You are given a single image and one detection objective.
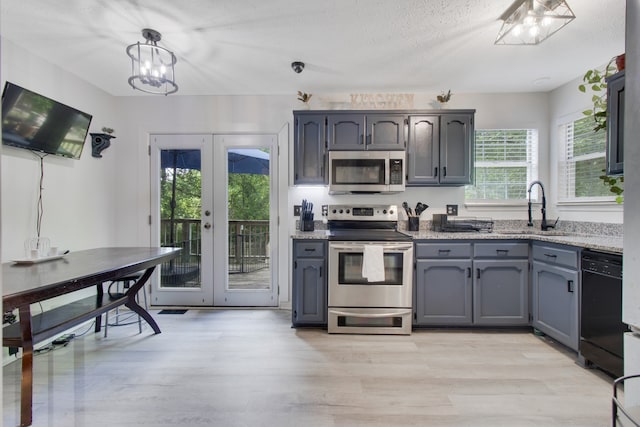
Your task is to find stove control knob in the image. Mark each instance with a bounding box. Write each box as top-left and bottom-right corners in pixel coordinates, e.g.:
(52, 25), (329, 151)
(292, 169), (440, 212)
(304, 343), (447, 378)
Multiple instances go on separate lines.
(346, 209), (350, 214)
(389, 210), (394, 215)
(383, 209), (387, 214)
(332, 209), (337, 214)
(339, 209), (344, 214)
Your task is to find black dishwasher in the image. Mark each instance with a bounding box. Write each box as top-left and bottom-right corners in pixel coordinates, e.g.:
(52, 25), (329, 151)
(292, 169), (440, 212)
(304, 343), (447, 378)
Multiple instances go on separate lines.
(580, 249), (626, 378)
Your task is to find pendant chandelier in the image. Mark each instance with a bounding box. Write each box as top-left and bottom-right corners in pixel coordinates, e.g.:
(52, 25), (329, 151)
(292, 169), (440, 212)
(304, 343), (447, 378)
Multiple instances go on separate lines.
(126, 28), (178, 95)
(495, 0), (576, 45)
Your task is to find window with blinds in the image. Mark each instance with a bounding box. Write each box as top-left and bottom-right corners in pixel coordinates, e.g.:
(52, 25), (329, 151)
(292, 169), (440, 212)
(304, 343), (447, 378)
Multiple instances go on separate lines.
(465, 129), (538, 201)
(558, 116), (612, 201)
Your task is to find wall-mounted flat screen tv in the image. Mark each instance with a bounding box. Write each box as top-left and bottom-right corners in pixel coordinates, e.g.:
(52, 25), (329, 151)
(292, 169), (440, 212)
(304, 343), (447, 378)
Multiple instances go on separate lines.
(1, 82), (92, 160)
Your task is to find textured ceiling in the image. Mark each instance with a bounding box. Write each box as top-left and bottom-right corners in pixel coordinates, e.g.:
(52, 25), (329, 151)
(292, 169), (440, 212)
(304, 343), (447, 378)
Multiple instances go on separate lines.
(0, 0), (626, 96)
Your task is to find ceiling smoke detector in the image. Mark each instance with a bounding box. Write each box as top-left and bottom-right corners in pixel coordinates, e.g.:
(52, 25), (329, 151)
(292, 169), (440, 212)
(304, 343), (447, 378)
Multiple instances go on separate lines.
(291, 61), (305, 73)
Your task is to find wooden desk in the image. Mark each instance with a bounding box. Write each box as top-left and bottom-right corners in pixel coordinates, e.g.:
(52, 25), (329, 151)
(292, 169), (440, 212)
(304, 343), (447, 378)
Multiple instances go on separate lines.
(2, 247), (180, 427)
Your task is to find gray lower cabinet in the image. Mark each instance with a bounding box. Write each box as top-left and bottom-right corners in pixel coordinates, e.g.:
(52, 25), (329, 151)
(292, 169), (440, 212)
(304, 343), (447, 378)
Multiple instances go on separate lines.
(414, 242), (473, 325)
(292, 239), (327, 326)
(414, 241), (529, 327)
(415, 258), (473, 325)
(473, 259), (529, 325)
(531, 243), (580, 351)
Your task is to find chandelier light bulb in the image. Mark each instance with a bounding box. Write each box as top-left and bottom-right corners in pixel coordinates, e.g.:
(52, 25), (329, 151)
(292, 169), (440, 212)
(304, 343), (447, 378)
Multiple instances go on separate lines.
(529, 25), (540, 37)
(542, 16), (552, 26)
(160, 65), (167, 74)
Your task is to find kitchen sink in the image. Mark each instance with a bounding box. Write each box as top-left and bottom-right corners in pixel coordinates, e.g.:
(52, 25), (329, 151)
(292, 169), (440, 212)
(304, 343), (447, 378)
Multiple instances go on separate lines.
(493, 230), (571, 237)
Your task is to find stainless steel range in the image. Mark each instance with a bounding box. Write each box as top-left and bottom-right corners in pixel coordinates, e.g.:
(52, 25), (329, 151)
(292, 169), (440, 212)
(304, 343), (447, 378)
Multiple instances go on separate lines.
(327, 204), (413, 335)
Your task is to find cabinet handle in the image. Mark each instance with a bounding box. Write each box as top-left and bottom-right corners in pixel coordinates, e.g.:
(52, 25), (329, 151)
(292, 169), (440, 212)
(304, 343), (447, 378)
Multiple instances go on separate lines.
(544, 253), (557, 258)
(477, 268), (481, 279)
(319, 266), (322, 277)
(467, 267), (471, 278)
(567, 280), (574, 293)
(496, 249), (509, 255)
(443, 166), (447, 177)
(438, 249), (451, 255)
(434, 167), (438, 177)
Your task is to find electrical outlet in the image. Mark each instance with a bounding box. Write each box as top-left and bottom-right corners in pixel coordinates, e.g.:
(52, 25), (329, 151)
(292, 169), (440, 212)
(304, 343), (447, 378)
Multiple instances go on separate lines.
(446, 204), (458, 216)
(322, 205), (328, 216)
(294, 205), (301, 216)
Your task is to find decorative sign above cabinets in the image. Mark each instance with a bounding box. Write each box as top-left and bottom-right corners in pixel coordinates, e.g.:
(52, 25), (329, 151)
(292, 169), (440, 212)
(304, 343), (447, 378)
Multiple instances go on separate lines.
(350, 93), (414, 110)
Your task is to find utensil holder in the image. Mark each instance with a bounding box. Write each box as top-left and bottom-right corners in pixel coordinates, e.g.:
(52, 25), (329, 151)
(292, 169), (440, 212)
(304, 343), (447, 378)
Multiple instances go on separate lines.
(408, 217), (419, 231)
(301, 220), (315, 232)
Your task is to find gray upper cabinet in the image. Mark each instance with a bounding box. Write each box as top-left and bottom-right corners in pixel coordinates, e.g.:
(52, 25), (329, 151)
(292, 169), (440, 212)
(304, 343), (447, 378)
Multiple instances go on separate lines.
(606, 70), (624, 175)
(407, 115), (439, 184)
(294, 113), (327, 185)
(328, 113), (406, 150)
(406, 111), (474, 186)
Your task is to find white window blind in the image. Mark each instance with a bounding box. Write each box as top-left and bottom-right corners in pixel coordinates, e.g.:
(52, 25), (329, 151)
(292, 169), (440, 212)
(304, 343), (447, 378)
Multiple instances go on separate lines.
(558, 116), (611, 201)
(465, 129), (538, 201)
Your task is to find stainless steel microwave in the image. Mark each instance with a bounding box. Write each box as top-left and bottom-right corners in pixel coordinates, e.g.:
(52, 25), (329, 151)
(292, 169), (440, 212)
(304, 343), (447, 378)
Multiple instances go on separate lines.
(328, 150), (405, 194)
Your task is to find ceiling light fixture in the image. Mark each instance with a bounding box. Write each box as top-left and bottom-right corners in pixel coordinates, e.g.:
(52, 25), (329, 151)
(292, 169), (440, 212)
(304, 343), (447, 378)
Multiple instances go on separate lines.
(495, 0), (575, 45)
(126, 28), (178, 95)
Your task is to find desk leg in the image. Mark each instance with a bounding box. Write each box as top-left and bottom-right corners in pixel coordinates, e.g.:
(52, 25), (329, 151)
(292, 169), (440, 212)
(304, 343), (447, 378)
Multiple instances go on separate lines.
(18, 304), (34, 427)
(125, 267), (161, 334)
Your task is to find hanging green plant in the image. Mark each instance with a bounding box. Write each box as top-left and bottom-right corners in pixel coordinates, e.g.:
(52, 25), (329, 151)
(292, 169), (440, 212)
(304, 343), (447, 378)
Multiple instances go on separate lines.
(577, 57), (618, 133)
(599, 170), (624, 204)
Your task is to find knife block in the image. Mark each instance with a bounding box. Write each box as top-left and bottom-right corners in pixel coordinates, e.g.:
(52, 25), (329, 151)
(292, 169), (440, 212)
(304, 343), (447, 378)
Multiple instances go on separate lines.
(301, 218), (315, 232)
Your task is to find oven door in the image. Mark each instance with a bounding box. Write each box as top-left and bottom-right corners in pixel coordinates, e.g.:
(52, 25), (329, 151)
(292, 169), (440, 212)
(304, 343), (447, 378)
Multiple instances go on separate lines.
(328, 241), (413, 308)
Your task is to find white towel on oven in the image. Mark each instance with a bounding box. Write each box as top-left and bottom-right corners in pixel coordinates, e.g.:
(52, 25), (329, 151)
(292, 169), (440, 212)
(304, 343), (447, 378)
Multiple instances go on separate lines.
(362, 245), (385, 282)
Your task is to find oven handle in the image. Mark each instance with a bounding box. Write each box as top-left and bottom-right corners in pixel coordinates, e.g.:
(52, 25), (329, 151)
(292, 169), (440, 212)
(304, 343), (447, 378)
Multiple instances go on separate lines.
(330, 310), (410, 318)
(329, 243), (413, 251)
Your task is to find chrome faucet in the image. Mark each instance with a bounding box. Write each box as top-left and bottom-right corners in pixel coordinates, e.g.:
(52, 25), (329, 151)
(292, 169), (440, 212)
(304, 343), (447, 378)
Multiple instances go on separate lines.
(527, 180), (556, 231)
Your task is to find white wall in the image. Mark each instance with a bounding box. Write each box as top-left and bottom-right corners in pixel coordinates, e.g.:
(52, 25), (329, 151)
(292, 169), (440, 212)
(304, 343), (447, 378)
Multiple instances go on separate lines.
(1, 39), (121, 262)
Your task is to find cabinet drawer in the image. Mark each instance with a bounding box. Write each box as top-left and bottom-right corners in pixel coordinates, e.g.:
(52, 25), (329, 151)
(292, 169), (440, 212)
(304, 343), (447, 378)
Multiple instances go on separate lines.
(532, 244), (579, 269)
(294, 240), (325, 258)
(415, 242), (472, 258)
(474, 242), (528, 258)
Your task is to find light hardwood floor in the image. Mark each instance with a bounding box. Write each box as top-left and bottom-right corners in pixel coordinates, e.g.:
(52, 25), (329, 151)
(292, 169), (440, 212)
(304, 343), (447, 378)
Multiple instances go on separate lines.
(3, 309), (615, 427)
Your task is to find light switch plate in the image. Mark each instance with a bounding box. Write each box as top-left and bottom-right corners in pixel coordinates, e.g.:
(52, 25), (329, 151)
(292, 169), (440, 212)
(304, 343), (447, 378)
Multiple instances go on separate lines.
(293, 205), (301, 216)
(446, 204), (458, 216)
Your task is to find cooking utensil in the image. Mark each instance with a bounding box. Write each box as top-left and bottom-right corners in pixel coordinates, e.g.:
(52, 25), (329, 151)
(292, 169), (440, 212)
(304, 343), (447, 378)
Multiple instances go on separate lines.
(402, 201), (413, 217)
(415, 203), (429, 216)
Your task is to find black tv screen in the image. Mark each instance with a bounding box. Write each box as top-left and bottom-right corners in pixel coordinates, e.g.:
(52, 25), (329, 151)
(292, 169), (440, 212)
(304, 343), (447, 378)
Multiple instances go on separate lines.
(1, 82), (92, 159)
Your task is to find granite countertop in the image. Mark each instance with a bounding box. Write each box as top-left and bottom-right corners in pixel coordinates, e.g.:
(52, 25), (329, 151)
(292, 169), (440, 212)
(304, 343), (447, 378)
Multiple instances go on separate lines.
(292, 229), (623, 254)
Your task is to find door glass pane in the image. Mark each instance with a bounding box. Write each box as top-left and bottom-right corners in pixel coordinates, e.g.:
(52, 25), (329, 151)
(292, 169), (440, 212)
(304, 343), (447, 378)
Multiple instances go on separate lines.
(227, 148), (271, 290)
(159, 149), (202, 289)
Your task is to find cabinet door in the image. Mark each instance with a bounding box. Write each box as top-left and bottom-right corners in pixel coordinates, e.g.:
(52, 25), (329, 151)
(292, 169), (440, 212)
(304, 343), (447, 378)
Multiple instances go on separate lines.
(439, 114), (473, 185)
(415, 259), (472, 325)
(606, 71), (624, 175)
(327, 114), (366, 150)
(473, 259), (529, 325)
(532, 261), (579, 350)
(294, 114), (326, 185)
(366, 113), (407, 150)
(407, 116), (439, 185)
(292, 257), (327, 325)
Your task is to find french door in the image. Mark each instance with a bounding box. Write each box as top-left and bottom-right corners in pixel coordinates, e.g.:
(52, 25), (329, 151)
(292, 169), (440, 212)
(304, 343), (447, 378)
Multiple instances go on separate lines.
(150, 134), (214, 306)
(149, 133), (278, 307)
(213, 134), (278, 306)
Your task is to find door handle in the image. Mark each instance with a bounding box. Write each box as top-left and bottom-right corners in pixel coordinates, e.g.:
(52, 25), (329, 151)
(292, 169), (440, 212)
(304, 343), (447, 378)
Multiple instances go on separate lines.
(434, 167), (438, 177)
(204, 223), (212, 230)
(443, 166), (447, 177)
(567, 280), (574, 293)
(477, 268), (481, 279)
(467, 267), (471, 278)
